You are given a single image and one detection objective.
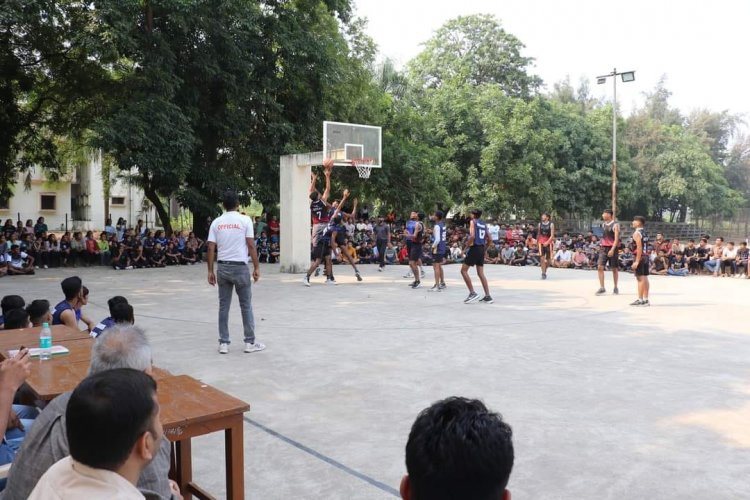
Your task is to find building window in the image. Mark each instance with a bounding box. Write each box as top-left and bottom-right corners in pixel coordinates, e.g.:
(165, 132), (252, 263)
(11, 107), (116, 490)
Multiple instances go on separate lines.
(111, 196), (126, 206)
(40, 194), (56, 211)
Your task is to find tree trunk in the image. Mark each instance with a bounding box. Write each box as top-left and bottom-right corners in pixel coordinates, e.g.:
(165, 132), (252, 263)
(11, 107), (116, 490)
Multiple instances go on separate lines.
(192, 208), (213, 241)
(144, 187), (172, 236)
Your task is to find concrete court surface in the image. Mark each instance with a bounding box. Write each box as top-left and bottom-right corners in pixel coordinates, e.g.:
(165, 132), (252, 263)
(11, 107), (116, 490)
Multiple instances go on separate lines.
(5, 262), (749, 499)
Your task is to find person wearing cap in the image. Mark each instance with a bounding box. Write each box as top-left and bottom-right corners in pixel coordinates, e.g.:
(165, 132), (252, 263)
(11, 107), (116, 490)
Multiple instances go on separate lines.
(207, 190), (265, 355)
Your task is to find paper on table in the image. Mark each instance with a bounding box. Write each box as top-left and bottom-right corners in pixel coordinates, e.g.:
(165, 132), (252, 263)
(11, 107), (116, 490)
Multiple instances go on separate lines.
(8, 345), (70, 358)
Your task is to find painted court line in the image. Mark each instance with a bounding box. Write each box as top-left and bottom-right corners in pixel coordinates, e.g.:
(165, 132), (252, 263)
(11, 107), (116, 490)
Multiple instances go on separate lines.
(244, 416), (400, 497)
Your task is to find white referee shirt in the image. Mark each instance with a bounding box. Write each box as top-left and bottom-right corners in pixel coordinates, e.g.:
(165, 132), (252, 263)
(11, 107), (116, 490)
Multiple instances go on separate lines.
(207, 211), (254, 262)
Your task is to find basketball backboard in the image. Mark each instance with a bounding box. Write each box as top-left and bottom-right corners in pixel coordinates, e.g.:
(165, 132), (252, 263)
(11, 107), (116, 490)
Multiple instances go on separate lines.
(323, 121), (382, 168)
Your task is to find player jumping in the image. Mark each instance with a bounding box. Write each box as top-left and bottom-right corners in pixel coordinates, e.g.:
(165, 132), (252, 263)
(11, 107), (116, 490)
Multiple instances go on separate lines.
(309, 160), (334, 276)
(303, 190), (350, 286)
(461, 209), (492, 304)
(537, 212), (555, 280)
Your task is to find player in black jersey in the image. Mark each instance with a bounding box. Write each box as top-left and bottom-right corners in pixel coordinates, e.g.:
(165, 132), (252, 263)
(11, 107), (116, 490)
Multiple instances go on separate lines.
(303, 189), (349, 286)
(537, 213), (555, 280)
(630, 216), (650, 306)
(309, 160), (334, 276)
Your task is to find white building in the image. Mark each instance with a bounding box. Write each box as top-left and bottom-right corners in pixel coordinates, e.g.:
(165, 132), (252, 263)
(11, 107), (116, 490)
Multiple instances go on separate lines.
(0, 151), (158, 232)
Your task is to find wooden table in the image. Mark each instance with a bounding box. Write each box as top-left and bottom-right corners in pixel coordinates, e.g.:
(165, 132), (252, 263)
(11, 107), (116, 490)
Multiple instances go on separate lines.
(0, 329), (250, 499)
(159, 375), (250, 500)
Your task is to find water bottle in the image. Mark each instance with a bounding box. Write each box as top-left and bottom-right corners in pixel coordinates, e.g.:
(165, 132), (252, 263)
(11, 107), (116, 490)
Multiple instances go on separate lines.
(39, 322), (52, 361)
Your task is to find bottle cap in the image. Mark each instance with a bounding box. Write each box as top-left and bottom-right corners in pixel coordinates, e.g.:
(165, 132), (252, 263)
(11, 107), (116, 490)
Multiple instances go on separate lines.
(42, 322), (49, 328)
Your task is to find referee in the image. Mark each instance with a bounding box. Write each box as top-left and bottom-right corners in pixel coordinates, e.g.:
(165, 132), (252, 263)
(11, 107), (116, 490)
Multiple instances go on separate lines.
(207, 190), (265, 355)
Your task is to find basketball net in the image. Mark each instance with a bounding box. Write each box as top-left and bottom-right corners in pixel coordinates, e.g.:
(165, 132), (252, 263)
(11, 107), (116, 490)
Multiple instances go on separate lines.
(351, 158), (374, 179)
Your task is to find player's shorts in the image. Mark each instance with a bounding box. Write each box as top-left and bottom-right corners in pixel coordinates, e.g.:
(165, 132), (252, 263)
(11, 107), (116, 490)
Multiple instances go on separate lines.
(538, 243), (551, 259)
(408, 244), (422, 262)
(464, 245), (486, 267)
(597, 246), (618, 269)
(312, 222), (327, 246)
(432, 252), (446, 264)
(312, 240), (330, 260)
(634, 259), (650, 277)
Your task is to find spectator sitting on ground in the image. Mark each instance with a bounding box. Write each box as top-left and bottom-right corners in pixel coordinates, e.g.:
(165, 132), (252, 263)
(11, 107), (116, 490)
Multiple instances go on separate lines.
(28, 368), (182, 500)
(526, 245), (540, 266)
(4, 326), (177, 500)
(385, 244), (398, 265)
(1, 295), (25, 329)
(652, 250), (669, 275)
(500, 243), (514, 265)
(399, 397), (513, 500)
(6, 245), (35, 275)
(721, 241), (737, 277)
(26, 299), (52, 327)
(52, 276), (95, 332)
(735, 241), (749, 278)
(510, 244), (526, 266)
(619, 246), (634, 271)
(552, 244), (573, 268)
(91, 296), (130, 338)
(572, 247), (589, 269)
(450, 243), (464, 264)
(485, 241), (500, 264)
(668, 251), (689, 276)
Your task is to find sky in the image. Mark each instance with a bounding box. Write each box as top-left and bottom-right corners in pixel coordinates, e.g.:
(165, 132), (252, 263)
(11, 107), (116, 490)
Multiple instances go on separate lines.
(353, 0), (749, 123)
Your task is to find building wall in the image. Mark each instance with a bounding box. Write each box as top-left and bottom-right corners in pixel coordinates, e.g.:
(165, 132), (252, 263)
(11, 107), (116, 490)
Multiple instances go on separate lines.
(0, 167), (74, 231)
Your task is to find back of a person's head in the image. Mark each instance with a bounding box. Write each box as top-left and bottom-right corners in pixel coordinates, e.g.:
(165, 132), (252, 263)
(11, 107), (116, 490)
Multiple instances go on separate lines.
(403, 397), (514, 500)
(61, 276), (83, 300)
(89, 325), (151, 375)
(107, 296), (129, 316)
(25, 299), (50, 325)
(1, 295), (25, 316)
(66, 368), (157, 471)
(222, 190), (239, 211)
(3, 308), (30, 330)
(111, 303), (134, 324)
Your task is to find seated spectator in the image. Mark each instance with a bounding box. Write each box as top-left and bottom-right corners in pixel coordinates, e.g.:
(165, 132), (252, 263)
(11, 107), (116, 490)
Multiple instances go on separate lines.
(510, 244), (526, 266)
(28, 368), (181, 500)
(84, 231), (99, 266)
(131, 243), (148, 269)
(59, 233), (72, 267)
(721, 241), (737, 277)
(0, 348), (40, 470)
(29, 235), (48, 269)
(97, 232), (111, 266)
(671, 238), (683, 255)
(358, 242), (374, 264)
(5, 326), (176, 500)
(619, 246), (634, 271)
(400, 397), (513, 500)
(398, 242), (409, 265)
(526, 246), (540, 266)
(693, 239), (710, 274)
(70, 232), (85, 267)
(112, 241), (132, 270)
(52, 276), (95, 332)
(652, 250), (669, 275)
(572, 247), (589, 269)
(735, 241), (749, 278)
(6, 245), (35, 275)
(3, 308), (30, 330)
(150, 243), (166, 268)
(500, 243), (514, 265)
(668, 252), (689, 276)
(46, 234), (61, 268)
(552, 245), (572, 268)
(26, 299), (52, 327)
(450, 243), (464, 264)
(269, 243), (280, 264)
(33, 217), (48, 238)
(91, 296), (129, 338)
(1, 295), (25, 329)
(345, 241), (359, 264)
(384, 244), (397, 265)
(165, 242), (183, 266)
(485, 241), (500, 264)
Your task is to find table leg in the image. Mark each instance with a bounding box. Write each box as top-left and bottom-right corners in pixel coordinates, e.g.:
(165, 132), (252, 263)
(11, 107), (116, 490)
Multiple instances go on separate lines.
(176, 438), (193, 500)
(225, 416), (244, 500)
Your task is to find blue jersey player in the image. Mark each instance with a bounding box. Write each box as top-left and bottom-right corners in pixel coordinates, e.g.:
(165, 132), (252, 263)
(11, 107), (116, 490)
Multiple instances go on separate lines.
(429, 211), (447, 291)
(304, 189), (349, 286)
(461, 209), (493, 303)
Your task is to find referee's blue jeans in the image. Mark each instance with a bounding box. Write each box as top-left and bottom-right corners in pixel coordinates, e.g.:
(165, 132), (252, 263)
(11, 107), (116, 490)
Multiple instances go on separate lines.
(217, 262), (255, 345)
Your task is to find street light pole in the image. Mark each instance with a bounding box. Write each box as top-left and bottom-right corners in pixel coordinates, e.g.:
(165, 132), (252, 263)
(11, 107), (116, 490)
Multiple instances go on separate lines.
(597, 68), (635, 220)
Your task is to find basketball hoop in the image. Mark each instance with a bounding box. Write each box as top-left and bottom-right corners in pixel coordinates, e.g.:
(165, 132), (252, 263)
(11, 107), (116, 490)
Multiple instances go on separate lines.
(351, 157), (374, 179)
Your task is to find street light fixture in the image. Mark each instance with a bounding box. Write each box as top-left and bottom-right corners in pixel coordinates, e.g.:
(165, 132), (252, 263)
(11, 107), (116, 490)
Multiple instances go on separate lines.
(596, 68), (635, 218)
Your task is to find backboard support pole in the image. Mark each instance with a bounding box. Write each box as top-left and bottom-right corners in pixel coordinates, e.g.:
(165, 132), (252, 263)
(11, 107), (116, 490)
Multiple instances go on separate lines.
(279, 152), (324, 273)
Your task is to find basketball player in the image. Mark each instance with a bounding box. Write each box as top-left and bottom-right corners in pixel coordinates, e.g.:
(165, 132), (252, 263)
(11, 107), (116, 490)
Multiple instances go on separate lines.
(630, 216), (650, 306)
(596, 209), (620, 295)
(537, 213), (555, 280)
(309, 160), (334, 276)
(461, 209), (492, 303)
(303, 190), (349, 286)
(405, 212), (425, 288)
(430, 211), (447, 291)
(404, 212), (425, 281)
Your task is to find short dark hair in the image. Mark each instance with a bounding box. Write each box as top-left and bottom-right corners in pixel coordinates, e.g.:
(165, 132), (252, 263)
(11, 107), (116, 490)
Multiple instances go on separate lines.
(471, 209), (482, 218)
(82, 286), (89, 298)
(66, 368), (158, 471)
(633, 216), (646, 225)
(405, 397), (514, 500)
(3, 308), (29, 330)
(26, 299), (50, 325)
(61, 276), (83, 301)
(603, 209), (613, 215)
(10, 244), (19, 251)
(222, 190), (239, 210)
(1, 295), (25, 316)
(434, 211), (444, 220)
(111, 303), (134, 324)
(107, 296), (129, 316)
(309, 191), (320, 201)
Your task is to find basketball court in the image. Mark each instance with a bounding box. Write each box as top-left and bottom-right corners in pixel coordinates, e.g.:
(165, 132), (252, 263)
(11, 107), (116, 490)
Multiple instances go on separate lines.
(11, 263), (749, 499)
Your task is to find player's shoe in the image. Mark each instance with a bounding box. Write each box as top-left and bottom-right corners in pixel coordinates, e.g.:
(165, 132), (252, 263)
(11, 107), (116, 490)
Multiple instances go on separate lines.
(303, 276), (311, 287)
(244, 342), (266, 353)
(411, 281), (422, 289)
(326, 278), (337, 285)
(420, 270), (426, 278)
(630, 299), (643, 306)
(218, 343), (229, 354)
(355, 272), (363, 282)
(640, 299), (650, 307)
(378, 266), (384, 272)
(464, 292), (480, 304)
(429, 284), (440, 292)
(479, 296), (494, 304)
(439, 282), (447, 290)
(613, 287), (619, 295)
(314, 267), (321, 277)
(595, 287), (606, 296)
(403, 271), (413, 278)
(541, 273), (547, 280)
